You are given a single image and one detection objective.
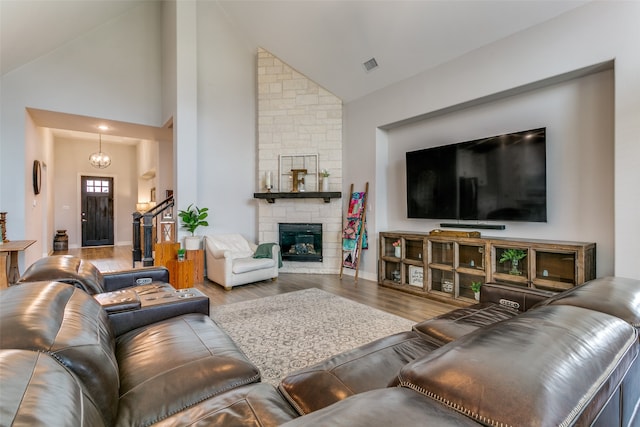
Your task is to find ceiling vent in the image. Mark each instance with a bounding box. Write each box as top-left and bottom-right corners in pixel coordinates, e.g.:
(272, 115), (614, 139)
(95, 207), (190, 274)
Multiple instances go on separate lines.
(363, 57), (378, 72)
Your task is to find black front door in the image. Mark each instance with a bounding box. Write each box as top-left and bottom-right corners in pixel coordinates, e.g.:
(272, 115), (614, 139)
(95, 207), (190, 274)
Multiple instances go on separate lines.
(81, 176), (114, 247)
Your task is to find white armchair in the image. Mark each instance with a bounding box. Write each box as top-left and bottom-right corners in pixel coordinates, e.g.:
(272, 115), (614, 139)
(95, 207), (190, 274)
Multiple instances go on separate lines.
(204, 234), (280, 290)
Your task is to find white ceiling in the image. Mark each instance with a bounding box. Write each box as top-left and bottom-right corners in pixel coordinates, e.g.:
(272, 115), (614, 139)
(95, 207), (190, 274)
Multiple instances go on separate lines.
(218, 0), (590, 102)
(1, 0), (589, 133)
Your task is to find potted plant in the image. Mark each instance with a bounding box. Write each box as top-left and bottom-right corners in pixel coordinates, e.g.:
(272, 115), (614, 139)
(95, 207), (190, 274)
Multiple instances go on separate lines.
(321, 169), (330, 192)
(178, 204), (209, 250)
(499, 248), (527, 275)
(470, 281), (482, 300)
(177, 248), (186, 261)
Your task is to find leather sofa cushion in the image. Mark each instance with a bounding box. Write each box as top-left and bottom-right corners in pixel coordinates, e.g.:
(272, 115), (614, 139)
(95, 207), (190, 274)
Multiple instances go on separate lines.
(412, 303), (518, 344)
(280, 387), (479, 427)
(232, 257), (275, 274)
(17, 254), (105, 294)
(396, 305), (639, 427)
(152, 383), (299, 427)
(279, 331), (440, 415)
(115, 313), (261, 427)
(539, 276), (640, 327)
(0, 281), (119, 425)
(0, 350), (106, 427)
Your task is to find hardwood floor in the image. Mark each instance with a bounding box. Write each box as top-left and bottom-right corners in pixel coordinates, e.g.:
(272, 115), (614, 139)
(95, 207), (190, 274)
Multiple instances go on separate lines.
(54, 245), (458, 322)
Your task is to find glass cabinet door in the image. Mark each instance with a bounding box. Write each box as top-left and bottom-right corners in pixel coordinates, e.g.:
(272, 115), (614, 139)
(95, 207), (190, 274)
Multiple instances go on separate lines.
(382, 235), (402, 258)
(533, 250), (577, 291)
(430, 269), (454, 295)
(494, 246), (529, 279)
(430, 241), (454, 267)
(458, 244), (485, 271)
(405, 239), (424, 262)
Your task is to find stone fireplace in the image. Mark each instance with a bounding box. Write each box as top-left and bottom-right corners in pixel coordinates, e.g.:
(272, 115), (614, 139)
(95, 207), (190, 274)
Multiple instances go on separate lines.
(256, 48), (343, 274)
(279, 223), (323, 262)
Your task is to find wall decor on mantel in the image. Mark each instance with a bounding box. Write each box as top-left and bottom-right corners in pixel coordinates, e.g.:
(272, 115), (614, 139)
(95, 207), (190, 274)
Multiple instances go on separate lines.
(279, 154), (318, 192)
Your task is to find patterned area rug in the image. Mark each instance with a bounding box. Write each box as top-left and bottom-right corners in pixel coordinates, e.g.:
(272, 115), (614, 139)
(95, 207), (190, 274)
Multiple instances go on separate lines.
(210, 288), (415, 386)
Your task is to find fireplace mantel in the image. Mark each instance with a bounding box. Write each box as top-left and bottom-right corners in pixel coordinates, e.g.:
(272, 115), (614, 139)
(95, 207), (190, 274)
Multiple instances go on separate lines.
(254, 191), (341, 204)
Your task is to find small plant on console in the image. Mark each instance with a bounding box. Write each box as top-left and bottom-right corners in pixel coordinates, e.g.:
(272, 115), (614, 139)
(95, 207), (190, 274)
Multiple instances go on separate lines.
(470, 281), (482, 294)
(499, 249), (527, 275)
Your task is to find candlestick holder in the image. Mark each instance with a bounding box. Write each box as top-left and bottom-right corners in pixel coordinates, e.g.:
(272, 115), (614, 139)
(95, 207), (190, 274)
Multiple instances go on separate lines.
(264, 171), (273, 193)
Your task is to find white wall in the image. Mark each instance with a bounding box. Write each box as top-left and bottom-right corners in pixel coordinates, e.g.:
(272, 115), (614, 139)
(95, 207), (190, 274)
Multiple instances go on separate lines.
(386, 70), (614, 275)
(345, 1), (640, 280)
(0, 2), (163, 268)
(192, 2), (257, 237)
(54, 137), (137, 248)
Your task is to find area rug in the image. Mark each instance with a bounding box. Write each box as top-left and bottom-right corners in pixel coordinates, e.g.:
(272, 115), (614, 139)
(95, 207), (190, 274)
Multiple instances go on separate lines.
(210, 288), (415, 386)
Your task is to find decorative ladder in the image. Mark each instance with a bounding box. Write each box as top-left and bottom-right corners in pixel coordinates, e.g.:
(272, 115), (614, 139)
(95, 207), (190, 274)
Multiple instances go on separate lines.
(339, 182), (369, 283)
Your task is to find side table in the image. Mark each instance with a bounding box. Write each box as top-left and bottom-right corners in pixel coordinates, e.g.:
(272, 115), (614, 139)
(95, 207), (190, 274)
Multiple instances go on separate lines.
(0, 240), (36, 287)
(167, 259), (194, 289)
(185, 249), (204, 284)
(155, 242), (180, 267)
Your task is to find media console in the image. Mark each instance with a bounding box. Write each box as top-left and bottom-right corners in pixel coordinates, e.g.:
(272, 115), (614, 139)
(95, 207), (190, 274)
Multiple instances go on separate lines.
(379, 231), (596, 305)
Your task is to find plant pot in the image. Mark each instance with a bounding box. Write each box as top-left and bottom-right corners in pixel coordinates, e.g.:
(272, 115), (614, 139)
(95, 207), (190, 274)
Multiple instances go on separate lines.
(394, 247), (401, 258)
(474, 292), (480, 301)
(322, 178), (330, 192)
(184, 236), (201, 250)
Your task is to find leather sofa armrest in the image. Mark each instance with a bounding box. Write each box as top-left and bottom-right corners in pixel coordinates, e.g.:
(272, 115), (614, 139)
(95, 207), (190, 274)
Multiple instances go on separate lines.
(480, 282), (554, 312)
(102, 267), (169, 292)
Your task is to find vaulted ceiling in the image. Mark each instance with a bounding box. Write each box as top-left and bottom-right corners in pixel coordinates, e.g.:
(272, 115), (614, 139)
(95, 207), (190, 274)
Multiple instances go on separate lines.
(1, 0), (589, 102)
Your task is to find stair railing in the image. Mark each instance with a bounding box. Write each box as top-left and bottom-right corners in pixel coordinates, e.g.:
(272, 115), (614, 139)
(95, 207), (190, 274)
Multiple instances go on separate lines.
(132, 195), (174, 267)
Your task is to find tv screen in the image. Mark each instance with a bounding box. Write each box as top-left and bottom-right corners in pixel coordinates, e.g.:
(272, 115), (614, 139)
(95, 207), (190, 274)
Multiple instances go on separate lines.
(406, 127), (547, 222)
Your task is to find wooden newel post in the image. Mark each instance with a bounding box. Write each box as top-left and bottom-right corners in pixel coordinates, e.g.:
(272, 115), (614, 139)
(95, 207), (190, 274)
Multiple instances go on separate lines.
(142, 213), (154, 267)
(132, 212), (142, 267)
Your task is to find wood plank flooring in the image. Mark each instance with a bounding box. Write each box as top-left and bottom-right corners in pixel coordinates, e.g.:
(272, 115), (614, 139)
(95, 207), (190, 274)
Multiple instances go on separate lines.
(53, 245), (458, 322)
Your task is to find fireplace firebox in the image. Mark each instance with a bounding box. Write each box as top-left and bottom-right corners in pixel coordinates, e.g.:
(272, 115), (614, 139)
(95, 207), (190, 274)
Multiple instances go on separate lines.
(279, 223), (322, 262)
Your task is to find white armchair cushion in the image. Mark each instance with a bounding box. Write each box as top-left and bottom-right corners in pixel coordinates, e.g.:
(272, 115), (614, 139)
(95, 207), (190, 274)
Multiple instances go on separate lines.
(232, 257), (275, 274)
(205, 233), (253, 259)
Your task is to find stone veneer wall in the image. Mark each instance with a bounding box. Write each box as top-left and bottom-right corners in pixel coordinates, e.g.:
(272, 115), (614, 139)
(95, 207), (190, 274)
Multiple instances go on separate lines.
(256, 48), (343, 273)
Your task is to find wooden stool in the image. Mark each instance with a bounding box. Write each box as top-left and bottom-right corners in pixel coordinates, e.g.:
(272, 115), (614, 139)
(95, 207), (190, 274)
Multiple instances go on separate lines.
(186, 249), (204, 284)
(166, 259), (194, 289)
(155, 242), (180, 267)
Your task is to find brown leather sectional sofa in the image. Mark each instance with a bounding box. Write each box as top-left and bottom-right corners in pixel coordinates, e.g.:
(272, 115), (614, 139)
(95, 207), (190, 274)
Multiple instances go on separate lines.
(1, 255), (639, 426)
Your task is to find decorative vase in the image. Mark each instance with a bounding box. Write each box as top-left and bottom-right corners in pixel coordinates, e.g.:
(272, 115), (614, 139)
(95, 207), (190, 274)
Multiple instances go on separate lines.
(322, 178), (329, 192)
(474, 292), (480, 301)
(509, 259), (521, 275)
(394, 246), (401, 258)
(184, 236), (201, 250)
(53, 230), (69, 251)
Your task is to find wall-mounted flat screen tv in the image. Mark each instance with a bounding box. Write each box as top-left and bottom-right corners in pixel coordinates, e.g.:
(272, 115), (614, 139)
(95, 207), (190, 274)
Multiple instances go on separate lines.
(406, 127), (547, 222)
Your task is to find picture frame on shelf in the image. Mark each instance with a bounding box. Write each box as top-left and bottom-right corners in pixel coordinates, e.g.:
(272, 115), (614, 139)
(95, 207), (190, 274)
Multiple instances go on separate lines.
(408, 265), (423, 287)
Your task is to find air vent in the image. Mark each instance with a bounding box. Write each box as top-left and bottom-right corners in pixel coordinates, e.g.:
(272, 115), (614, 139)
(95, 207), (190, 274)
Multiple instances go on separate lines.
(363, 57), (378, 72)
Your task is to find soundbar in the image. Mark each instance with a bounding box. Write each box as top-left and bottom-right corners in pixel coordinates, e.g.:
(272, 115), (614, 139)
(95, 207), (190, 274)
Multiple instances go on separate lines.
(440, 223), (506, 230)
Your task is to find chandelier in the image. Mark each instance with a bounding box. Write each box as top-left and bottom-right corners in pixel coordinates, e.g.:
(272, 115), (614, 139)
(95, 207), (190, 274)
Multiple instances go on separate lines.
(89, 134), (111, 169)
